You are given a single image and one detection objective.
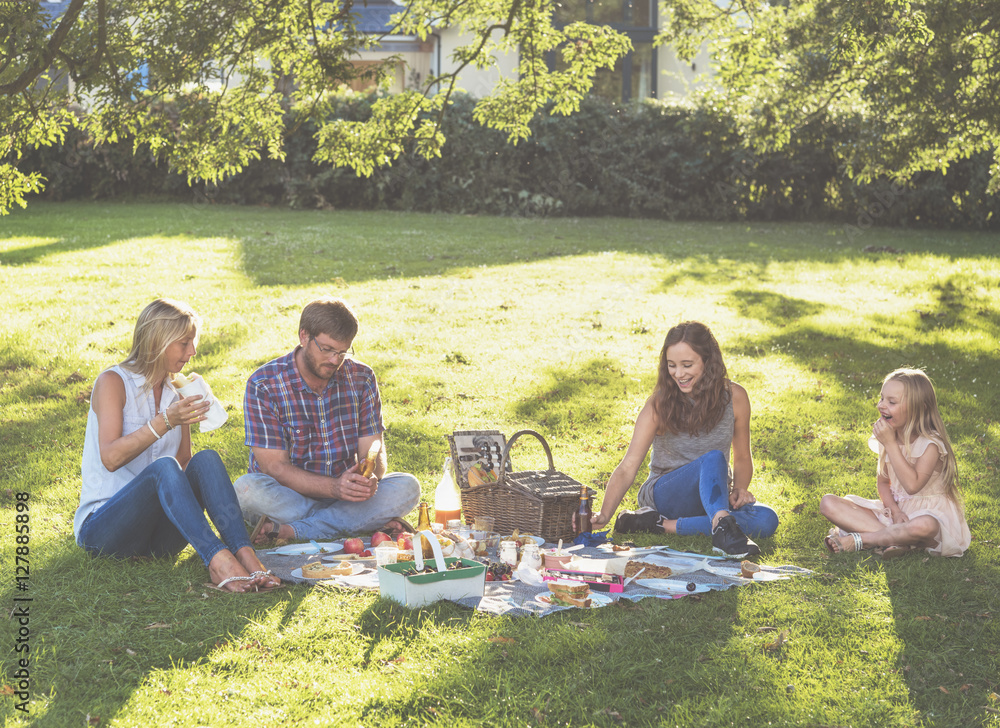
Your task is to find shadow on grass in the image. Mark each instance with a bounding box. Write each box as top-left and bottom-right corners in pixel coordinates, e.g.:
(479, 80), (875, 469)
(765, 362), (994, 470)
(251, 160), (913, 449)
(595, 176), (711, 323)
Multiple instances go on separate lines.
(822, 548), (1000, 723)
(350, 592), (747, 725)
(724, 289), (826, 323)
(508, 358), (639, 438)
(1, 546), (306, 726)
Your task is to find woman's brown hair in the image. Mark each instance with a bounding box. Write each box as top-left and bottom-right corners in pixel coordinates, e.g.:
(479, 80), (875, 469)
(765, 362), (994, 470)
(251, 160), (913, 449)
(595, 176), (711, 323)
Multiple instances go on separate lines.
(651, 321), (730, 436)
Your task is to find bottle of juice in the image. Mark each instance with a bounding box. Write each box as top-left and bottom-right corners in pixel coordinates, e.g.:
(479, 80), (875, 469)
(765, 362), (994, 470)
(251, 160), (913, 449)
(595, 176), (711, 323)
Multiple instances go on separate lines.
(434, 457), (462, 526)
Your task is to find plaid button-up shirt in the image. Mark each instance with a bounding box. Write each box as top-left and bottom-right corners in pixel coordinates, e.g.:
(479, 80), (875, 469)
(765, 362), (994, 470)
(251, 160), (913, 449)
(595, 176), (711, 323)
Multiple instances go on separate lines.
(244, 348), (384, 477)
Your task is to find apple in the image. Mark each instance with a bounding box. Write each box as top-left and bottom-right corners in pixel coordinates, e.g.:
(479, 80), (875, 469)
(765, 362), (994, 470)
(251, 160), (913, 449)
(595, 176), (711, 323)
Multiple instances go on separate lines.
(397, 534), (413, 551)
(343, 537), (365, 554)
(370, 531), (393, 547)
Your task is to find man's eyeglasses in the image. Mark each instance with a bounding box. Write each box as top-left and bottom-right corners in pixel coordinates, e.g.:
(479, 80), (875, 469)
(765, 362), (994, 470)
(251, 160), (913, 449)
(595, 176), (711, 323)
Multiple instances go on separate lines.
(310, 336), (354, 361)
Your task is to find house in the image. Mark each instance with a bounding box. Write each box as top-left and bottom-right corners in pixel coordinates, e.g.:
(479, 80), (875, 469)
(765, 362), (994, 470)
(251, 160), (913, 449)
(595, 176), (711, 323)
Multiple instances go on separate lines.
(354, 0), (714, 103)
(36, 0), (711, 103)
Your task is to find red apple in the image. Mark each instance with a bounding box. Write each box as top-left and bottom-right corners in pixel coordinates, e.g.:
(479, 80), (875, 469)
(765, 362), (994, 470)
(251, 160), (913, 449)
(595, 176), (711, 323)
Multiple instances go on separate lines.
(343, 537), (365, 554)
(370, 531), (393, 547)
(397, 534), (413, 551)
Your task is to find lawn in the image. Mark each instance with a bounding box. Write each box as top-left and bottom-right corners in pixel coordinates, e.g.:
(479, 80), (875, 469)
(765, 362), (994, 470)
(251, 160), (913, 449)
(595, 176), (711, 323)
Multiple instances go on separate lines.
(1, 202), (998, 727)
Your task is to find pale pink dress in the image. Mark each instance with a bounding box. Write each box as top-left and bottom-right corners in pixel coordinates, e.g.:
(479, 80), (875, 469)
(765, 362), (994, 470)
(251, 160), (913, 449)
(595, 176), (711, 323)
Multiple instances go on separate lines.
(841, 434), (971, 557)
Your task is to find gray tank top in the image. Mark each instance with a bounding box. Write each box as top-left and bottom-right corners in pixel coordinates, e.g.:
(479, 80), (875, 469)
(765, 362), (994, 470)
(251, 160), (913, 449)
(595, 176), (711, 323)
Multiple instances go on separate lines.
(636, 397), (735, 509)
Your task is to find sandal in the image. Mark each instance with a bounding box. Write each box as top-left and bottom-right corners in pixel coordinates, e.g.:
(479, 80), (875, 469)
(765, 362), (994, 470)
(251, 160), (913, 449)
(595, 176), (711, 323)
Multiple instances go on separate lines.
(824, 532), (864, 554)
(249, 570), (284, 592)
(250, 515), (282, 544)
(877, 545), (913, 560)
(381, 517), (416, 540)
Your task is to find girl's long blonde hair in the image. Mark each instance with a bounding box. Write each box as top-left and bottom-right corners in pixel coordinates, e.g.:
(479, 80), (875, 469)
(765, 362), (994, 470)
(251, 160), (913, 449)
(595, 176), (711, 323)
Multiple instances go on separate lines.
(120, 299), (200, 391)
(880, 368), (961, 504)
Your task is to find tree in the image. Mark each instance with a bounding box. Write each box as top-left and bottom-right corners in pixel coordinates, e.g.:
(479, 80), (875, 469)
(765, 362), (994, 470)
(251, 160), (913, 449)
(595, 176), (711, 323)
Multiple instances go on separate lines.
(0, 0), (630, 213)
(659, 0), (1000, 193)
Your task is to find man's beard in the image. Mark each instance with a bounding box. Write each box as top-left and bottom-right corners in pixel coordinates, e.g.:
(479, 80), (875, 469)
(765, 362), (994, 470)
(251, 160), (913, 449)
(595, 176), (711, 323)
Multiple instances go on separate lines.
(303, 347), (342, 381)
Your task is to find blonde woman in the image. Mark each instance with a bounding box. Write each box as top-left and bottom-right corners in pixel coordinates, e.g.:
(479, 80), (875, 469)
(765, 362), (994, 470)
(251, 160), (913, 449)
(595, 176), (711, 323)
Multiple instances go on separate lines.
(821, 368), (971, 557)
(75, 299), (280, 592)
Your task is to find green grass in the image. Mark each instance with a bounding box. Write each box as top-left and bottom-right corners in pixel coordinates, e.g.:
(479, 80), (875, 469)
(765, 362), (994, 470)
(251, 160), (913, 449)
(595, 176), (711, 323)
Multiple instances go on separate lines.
(2, 202), (999, 727)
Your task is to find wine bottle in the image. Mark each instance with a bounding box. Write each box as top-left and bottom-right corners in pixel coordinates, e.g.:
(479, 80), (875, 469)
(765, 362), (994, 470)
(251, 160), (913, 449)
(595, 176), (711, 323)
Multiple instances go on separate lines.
(576, 485), (592, 535)
(416, 501), (434, 557)
(434, 457), (462, 525)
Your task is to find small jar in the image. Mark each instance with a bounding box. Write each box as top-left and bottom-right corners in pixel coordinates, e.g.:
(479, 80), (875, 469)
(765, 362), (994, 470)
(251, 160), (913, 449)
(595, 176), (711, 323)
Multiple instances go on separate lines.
(499, 540), (519, 567)
(519, 542), (542, 571)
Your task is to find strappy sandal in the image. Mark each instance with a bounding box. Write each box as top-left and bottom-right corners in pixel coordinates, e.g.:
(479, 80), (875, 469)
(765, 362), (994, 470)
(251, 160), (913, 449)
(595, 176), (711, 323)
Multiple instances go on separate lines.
(824, 532), (864, 554)
(205, 575), (257, 593)
(249, 570), (284, 592)
(382, 517), (416, 540)
(250, 515), (281, 544)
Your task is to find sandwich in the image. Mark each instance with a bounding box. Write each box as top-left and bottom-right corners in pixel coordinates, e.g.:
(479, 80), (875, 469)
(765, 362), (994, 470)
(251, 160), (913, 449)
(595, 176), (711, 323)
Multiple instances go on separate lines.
(547, 579), (592, 608)
(359, 440), (382, 478)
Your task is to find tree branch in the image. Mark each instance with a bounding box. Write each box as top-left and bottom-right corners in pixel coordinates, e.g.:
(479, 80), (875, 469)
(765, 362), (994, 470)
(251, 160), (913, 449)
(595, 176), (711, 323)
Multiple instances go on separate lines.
(0, 0), (87, 95)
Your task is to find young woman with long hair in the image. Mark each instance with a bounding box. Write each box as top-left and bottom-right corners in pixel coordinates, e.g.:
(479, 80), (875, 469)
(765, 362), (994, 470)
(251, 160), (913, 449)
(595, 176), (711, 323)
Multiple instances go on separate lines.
(592, 321), (778, 557)
(75, 299), (281, 592)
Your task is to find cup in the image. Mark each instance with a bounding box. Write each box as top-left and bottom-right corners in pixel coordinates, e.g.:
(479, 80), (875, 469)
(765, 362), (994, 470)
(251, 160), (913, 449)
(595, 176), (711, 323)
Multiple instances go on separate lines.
(446, 519), (463, 531)
(374, 544), (398, 566)
(474, 516), (494, 532)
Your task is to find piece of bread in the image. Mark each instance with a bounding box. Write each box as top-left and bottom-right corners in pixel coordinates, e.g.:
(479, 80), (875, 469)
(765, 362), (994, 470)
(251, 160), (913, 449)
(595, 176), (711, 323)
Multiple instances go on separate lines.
(740, 561), (760, 579)
(302, 561), (340, 578)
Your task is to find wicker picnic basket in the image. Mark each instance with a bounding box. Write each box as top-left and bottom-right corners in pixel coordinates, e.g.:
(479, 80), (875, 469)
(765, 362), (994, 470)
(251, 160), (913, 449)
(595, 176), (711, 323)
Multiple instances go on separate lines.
(447, 429), (594, 542)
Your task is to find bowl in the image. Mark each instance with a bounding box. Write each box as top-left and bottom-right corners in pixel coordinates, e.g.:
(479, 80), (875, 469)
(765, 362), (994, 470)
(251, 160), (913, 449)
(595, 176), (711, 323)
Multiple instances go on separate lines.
(542, 550), (575, 569)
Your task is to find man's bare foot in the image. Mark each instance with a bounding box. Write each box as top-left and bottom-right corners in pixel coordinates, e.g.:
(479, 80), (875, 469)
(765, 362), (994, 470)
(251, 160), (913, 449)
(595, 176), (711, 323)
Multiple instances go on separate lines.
(380, 517), (414, 540)
(208, 550), (255, 592)
(251, 517), (295, 544)
(235, 546), (282, 589)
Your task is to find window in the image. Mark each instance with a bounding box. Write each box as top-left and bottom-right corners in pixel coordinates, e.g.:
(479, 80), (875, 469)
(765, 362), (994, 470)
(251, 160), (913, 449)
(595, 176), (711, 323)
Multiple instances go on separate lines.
(549, 0), (657, 103)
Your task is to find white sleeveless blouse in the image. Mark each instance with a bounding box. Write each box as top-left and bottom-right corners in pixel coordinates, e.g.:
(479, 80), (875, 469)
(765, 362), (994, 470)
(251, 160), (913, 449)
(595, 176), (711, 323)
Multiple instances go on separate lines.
(74, 366), (181, 542)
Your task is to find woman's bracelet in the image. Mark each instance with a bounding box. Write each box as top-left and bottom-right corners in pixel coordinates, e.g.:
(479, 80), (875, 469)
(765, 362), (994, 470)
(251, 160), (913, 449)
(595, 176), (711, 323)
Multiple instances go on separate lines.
(162, 411), (173, 430)
(147, 420), (162, 440)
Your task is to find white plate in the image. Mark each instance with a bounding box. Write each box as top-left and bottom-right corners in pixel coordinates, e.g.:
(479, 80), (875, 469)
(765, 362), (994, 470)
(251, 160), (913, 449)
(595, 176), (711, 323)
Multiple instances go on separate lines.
(323, 553), (377, 564)
(292, 562), (366, 580)
(536, 591), (613, 609)
(633, 578), (712, 595)
(595, 545), (667, 557)
(265, 542), (343, 556)
(701, 561), (790, 582)
(503, 535), (546, 547)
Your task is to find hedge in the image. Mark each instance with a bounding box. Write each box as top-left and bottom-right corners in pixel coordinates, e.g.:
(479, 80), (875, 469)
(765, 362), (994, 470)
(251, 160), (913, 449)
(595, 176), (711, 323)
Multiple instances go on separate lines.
(18, 92), (999, 229)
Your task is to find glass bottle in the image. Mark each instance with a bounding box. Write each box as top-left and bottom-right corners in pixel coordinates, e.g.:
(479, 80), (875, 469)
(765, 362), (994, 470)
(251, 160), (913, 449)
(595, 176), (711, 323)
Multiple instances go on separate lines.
(416, 502), (434, 558)
(434, 457), (462, 526)
(576, 485), (592, 535)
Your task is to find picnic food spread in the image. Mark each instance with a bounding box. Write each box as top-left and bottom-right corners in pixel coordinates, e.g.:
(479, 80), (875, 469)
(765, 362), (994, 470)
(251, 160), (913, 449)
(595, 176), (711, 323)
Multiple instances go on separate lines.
(302, 561), (345, 578)
(624, 560), (673, 580)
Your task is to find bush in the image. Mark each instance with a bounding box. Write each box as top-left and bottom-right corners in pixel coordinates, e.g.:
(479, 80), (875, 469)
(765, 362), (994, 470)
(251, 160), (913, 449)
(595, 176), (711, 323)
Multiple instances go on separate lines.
(19, 92), (999, 229)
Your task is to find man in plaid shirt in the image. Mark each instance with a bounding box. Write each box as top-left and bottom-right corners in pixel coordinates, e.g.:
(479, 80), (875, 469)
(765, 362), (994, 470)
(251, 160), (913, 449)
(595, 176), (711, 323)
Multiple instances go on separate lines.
(234, 297), (420, 542)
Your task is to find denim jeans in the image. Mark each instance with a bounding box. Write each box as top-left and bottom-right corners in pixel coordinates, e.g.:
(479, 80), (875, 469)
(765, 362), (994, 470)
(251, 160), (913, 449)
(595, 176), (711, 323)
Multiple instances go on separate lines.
(233, 471), (422, 541)
(78, 450), (251, 566)
(651, 450), (779, 538)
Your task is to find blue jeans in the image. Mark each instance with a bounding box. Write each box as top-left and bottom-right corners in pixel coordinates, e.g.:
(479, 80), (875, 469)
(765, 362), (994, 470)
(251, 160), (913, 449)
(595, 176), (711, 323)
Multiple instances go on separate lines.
(233, 471), (422, 541)
(651, 450), (779, 538)
(78, 450), (251, 566)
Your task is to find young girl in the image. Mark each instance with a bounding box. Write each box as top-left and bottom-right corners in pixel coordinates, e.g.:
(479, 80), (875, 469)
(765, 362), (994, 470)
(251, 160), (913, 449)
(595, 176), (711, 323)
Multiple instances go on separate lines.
(821, 368), (971, 557)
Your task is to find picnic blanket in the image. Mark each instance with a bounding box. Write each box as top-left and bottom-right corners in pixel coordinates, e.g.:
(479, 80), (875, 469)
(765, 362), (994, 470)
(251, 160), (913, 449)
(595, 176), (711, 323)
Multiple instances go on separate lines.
(256, 544), (812, 617)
